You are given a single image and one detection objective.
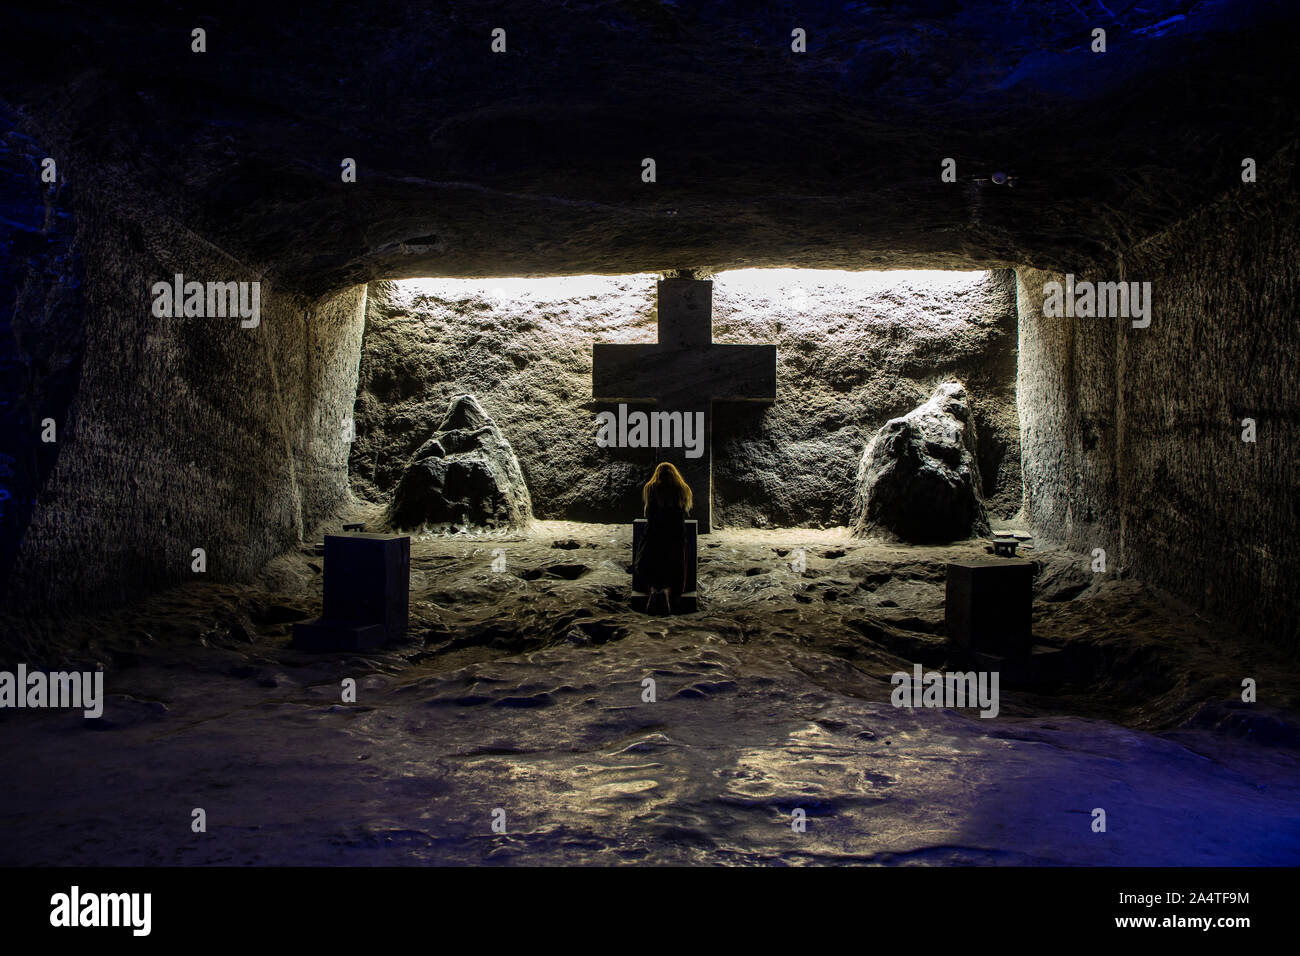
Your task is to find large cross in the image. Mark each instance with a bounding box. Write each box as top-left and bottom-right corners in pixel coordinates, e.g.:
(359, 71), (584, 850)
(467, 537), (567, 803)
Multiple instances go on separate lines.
(592, 277), (777, 532)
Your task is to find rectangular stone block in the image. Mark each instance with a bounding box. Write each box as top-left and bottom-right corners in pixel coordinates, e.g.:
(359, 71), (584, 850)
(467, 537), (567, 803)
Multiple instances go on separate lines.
(322, 533), (410, 643)
(632, 519), (697, 593)
(291, 618), (387, 652)
(945, 559), (1033, 654)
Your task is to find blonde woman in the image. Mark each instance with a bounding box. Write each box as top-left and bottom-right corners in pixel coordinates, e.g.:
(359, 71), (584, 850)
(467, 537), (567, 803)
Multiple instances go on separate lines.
(635, 462), (693, 614)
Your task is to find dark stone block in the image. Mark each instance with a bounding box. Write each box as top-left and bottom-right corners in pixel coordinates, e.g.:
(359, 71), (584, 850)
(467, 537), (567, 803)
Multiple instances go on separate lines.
(291, 618), (387, 652)
(945, 559), (1033, 654)
(632, 519), (697, 593)
(321, 533), (410, 643)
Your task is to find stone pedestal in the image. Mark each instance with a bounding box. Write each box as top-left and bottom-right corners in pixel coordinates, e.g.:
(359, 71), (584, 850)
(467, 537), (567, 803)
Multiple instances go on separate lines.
(992, 537), (1019, 557)
(293, 533), (410, 651)
(945, 559), (1033, 654)
(631, 518), (698, 613)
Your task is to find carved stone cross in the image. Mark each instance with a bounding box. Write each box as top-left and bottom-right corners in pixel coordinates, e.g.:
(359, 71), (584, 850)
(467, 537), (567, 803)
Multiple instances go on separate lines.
(592, 277), (777, 531)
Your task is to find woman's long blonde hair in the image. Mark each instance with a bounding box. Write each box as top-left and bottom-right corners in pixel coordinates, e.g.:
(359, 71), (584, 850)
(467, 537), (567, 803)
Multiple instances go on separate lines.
(642, 462), (693, 515)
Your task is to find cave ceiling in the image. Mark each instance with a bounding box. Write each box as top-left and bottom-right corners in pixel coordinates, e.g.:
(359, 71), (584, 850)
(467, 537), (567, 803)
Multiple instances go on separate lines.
(6, 0), (1298, 293)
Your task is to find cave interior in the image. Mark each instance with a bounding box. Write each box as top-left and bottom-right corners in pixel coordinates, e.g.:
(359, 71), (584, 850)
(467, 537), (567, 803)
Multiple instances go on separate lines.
(1, 1), (1299, 867)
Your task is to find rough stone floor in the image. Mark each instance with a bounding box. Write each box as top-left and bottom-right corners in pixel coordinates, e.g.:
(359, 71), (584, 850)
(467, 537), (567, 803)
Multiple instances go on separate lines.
(2, 521), (1298, 865)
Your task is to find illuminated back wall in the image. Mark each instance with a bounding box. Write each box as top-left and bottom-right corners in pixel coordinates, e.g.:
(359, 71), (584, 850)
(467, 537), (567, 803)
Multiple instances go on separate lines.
(348, 269), (1022, 528)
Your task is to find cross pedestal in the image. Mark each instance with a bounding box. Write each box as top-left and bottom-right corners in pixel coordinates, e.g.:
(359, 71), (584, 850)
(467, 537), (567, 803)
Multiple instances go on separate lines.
(592, 278), (776, 531)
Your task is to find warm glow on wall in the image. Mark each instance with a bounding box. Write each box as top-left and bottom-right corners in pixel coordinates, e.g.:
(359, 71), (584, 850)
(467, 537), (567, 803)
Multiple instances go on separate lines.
(386, 271), (993, 334)
(392, 270), (989, 304)
(713, 268), (989, 294)
(390, 274), (658, 302)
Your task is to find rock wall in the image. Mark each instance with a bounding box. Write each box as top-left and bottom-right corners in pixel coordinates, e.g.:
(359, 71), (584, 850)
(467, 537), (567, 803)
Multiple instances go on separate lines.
(1016, 146), (1300, 647)
(0, 108), (85, 593)
(1016, 267), (1122, 561)
(349, 270), (1021, 527)
(2, 190), (367, 611)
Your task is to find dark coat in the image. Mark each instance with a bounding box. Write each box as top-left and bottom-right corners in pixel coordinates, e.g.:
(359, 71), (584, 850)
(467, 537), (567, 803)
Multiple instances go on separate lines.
(636, 497), (688, 593)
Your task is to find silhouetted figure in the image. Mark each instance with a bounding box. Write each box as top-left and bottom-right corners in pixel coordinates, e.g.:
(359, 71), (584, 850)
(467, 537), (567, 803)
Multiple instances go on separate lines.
(635, 462), (693, 614)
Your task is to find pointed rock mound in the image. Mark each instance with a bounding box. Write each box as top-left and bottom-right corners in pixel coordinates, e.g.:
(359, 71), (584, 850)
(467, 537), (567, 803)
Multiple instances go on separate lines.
(388, 394), (532, 530)
(852, 381), (989, 542)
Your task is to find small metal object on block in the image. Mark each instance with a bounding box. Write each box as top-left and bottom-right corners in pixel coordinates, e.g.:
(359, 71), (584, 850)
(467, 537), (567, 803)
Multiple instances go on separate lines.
(343, 522), (366, 532)
(992, 536), (1019, 557)
(945, 559), (1033, 655)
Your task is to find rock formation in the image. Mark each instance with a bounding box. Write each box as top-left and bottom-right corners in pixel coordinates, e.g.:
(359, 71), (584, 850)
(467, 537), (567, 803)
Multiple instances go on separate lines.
(852, 382), (990, 543)
(387, 394), (532, 530)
